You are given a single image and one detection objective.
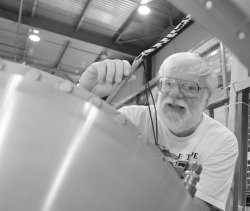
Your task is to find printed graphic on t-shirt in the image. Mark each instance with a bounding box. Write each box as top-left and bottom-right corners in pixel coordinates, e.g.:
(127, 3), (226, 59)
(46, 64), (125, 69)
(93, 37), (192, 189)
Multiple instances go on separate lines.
(161, 147), (199, 178)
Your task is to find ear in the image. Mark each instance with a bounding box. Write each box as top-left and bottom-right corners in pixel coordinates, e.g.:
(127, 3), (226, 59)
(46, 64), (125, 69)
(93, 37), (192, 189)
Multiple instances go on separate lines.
(203, 92), (210, 109)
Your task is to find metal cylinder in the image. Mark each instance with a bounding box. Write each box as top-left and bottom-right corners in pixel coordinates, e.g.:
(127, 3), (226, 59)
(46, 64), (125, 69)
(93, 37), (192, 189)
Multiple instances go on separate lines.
(183, 161), (202, 197)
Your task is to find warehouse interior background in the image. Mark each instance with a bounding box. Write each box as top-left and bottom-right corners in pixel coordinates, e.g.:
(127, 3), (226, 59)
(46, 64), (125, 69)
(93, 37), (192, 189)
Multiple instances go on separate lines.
(0, 0), (249, 210)
(0, 0), (187, 83)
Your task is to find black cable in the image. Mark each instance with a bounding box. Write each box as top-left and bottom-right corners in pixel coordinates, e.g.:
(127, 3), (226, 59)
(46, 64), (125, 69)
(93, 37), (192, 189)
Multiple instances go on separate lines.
(142, 60), (159, 146)
(149, 85), (158, 145)
(144, 82), (157, 145)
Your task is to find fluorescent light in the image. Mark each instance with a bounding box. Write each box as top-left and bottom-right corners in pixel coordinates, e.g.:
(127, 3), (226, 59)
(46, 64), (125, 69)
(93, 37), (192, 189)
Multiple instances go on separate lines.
(28, 29), (41, 42)
(209, 49), (219, 57)
(138, 5), (151, 15)
(29, 34), (40, 42)
(140, 0), (150, 4)
(33, 29), (40, 34)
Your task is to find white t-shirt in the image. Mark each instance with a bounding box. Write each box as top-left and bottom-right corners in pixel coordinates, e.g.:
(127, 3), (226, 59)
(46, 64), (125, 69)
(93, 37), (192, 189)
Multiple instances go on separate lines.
(119, 105), (238, 211)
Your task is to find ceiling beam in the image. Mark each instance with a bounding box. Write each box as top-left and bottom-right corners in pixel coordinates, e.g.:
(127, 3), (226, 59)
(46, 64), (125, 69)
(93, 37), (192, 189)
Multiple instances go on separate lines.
(112, 6), (139, 44)
(128, 0), (172, 16)
(0, 8), (140, 56)
(56, 70), (76, 83)
(168, 14), (173, 26)
(0, 41), (24, 50)
(118, 34), (163, 44)
(56, 40), (70, 69)
(14, 0), (24, 62)
(117, 13), (176, 45)
(31, 0), (39, 18)
(75, 0), (93, 32)
(94, 49), (109, 62)
(22, 35), (29, 63)
(54, 40), (80, 83)
(112, 4), (174, 44)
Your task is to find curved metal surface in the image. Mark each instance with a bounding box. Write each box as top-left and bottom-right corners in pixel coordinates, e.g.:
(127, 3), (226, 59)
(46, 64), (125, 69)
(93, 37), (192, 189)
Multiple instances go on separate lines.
(0, 60), (199, 211)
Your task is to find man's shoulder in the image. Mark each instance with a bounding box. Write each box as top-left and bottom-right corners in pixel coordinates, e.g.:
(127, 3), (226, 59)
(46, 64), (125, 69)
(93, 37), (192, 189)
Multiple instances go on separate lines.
(118, 105), (154, 130)
(119, 105), (150, 114)
(119, 105), (146, 119)
(203, 113), (238, 148)
(203, 113), (235, 135)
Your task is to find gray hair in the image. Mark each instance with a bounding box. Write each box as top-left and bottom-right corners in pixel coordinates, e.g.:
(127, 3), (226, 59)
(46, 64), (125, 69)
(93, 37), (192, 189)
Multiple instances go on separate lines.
(157, 52), (218, 100)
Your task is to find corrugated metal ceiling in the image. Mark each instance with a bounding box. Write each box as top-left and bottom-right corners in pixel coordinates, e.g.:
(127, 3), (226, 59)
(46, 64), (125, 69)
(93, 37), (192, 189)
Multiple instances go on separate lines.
(0, 0), (187, 83)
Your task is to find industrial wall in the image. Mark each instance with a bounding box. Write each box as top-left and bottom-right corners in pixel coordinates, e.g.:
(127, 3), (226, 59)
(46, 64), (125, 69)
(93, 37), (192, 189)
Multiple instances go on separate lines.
(152, 22), (213, 77)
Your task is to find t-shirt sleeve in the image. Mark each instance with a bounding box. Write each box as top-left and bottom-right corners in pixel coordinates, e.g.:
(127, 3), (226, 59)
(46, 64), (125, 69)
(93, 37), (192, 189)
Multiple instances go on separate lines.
(196, 133), (238, 210)
(118, 106), (144, 129)
(118, 106), (133, 119)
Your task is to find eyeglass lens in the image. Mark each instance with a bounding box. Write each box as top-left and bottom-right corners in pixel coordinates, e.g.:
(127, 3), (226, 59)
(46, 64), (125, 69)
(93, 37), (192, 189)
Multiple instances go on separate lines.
(159, 78), (199, 97)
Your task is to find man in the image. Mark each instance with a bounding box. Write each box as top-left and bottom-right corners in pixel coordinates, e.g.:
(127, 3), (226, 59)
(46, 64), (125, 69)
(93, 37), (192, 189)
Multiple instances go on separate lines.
(79, 52), (238, 211)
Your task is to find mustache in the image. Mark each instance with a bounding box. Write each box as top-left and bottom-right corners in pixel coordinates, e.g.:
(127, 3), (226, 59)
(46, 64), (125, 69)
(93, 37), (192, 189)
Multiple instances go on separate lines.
(163, 98), (187, 109)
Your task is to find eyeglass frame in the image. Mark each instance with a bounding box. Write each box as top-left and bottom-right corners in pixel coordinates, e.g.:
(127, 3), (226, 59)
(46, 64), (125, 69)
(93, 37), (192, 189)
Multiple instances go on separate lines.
(157, 76), (208, 98)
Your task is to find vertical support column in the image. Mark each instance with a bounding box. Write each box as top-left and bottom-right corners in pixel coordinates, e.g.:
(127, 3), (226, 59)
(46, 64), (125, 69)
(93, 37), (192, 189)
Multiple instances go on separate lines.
(219, 42), (229, 126)
(227, 53), (248, 211)
(232, 88), (249, 211)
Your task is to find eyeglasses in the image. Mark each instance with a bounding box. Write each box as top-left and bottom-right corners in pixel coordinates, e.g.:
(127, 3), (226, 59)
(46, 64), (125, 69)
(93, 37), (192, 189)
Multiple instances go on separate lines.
(157, 77), (207, 98)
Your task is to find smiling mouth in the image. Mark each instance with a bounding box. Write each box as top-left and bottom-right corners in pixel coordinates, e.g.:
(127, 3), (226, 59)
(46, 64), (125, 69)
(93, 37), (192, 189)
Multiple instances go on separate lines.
(167, 103), (185, 110)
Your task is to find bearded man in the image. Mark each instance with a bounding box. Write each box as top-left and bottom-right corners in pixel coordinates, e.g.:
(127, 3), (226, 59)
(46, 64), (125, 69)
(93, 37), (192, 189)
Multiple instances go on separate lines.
(79, 52), (238, 211)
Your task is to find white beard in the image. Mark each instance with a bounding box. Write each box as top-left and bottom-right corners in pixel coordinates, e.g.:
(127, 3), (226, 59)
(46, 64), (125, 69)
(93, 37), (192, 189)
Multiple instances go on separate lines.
(165, 108), (189, 130)
(157, 96), (206, 134)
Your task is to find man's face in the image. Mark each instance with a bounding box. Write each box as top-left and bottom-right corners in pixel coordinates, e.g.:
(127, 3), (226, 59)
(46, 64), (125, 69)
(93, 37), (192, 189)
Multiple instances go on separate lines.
(156, 68), (208, 132)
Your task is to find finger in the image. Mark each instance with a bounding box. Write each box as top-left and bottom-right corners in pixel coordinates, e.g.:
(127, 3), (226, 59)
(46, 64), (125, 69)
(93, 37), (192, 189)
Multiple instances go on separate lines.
(78, 63), (98, 89)
(122, 60), (132, 76)
(105, 59), (116, 83)
(93, 62), (107, 83)
(114, 59), (124, 83)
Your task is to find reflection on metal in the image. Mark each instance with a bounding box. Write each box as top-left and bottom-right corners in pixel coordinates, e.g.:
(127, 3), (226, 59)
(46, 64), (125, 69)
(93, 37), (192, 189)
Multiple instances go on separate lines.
(237, 32), (246, 40)
(0, 75), (22, 150)
(205, 1), (213, 10)
(42, 103), (98, 211)
(0, 59), (199, 211)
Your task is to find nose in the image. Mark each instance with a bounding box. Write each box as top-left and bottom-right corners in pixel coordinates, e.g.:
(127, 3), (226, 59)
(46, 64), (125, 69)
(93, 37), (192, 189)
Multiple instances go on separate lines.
(167, 84), (183, 98)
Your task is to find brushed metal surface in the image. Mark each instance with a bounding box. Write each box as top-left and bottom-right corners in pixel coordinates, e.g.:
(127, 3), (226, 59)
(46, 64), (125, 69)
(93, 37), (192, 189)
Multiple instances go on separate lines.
(0, 60), (199, 211)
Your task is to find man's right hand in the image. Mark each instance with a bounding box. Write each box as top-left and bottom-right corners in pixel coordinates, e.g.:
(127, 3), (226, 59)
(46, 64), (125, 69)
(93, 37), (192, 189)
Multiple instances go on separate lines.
(78, 59), (133, 98)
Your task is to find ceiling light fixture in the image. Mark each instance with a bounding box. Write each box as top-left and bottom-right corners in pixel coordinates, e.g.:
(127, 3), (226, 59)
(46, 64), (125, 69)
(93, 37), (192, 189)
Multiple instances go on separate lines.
(209, 49), (219, 57)
(138, 5), (151, 15)
(140, 0), (151, 4)
(29, 29), (41, 42)
(33, 29), (40, 34)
